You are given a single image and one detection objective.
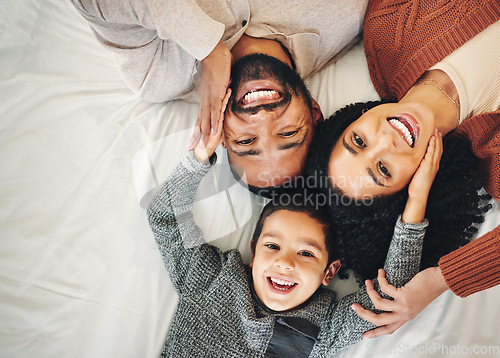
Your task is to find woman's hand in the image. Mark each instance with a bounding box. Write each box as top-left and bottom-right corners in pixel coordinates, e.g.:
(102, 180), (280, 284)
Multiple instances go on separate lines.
(402, 129), (443, 223)
(193, 89), (231, 164)
(352, 267), (449, 339)
(188, 41), (232, 151)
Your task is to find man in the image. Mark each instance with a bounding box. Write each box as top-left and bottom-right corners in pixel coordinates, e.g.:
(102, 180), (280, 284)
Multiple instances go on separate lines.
(71, 0), (368, 188)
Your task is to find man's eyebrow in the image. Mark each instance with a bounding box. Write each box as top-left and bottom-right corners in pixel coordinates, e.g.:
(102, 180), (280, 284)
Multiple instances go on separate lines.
(368, 168), (388, 187)
(230, 148), (262, 157)
(342, 137), (358, 155)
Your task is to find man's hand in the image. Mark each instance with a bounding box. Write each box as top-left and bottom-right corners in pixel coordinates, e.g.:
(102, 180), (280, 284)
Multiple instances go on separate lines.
(193, 89), (231, 164)
(352, 267), (449, 339)
(188, 41), (232, 151)
(402, 129), (443, 223)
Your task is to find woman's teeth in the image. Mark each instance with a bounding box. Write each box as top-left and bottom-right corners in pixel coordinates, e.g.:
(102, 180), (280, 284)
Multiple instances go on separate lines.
(388, 118), (414, 147)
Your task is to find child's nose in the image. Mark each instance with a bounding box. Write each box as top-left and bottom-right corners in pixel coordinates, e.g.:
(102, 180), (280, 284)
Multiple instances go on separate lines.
(274, 253), (295, 271)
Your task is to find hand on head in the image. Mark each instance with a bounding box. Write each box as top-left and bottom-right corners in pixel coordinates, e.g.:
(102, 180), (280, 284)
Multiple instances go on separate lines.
(402, 129), (443, 223)
(193, 89), (231, 164)
(188, 41), (233, 151)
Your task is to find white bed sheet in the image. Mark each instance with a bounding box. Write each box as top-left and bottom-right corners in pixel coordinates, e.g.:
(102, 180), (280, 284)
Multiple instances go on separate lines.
(0, 1), (498, 357)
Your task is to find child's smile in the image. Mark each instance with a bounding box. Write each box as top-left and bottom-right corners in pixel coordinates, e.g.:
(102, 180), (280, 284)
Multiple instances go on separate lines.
(250, 210), (339, 311)
(267, 275), (298, 293)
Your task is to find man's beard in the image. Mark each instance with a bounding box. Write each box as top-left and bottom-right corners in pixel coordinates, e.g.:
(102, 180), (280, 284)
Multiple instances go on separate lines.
(228, 53), (312, 115)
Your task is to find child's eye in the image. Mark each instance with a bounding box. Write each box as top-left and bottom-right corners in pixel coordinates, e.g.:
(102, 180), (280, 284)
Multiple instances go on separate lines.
(299, 251), (314, 258)
(265, 243), (279, 250)
(352, 132), (366, 148)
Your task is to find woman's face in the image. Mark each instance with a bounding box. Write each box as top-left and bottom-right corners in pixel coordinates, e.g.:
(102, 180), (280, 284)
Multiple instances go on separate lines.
(328, 102), (437, 199)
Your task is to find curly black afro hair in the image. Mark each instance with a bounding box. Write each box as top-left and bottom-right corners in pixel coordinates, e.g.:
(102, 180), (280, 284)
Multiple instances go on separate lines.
(305, 101), (492, 283)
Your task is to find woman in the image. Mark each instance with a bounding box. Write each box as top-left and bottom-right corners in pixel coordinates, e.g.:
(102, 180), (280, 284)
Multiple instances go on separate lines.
(306, 1), (499, 299)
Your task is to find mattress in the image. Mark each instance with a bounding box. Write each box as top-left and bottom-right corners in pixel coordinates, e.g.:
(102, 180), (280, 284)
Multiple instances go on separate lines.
(0, 1), (498, 357)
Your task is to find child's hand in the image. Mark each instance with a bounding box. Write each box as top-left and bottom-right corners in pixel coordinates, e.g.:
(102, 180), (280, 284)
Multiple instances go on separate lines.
(193, 88), (231, 164)
(402, 129), (443, 223)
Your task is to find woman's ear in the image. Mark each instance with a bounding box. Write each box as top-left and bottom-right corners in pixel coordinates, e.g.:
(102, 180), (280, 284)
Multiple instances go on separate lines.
(322, 259), (341, 285)
(311, 98), (324, 124)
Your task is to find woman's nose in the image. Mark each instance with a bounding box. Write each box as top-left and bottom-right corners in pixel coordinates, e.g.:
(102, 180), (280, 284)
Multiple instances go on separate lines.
(370, 132), (396, 157)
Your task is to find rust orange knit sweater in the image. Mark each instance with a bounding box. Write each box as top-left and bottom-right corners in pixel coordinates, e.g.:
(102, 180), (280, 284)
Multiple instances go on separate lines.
(363, 0), (500, 297)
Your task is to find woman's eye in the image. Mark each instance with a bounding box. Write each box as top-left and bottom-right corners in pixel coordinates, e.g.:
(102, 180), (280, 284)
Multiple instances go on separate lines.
(236, 138), (255, 145)
(378, 161), (391, 178)
(352, 132), (366, 148)
(265, 243), (279, 250)
(299, 251), (314, 258)
(279, 130), (298, 138)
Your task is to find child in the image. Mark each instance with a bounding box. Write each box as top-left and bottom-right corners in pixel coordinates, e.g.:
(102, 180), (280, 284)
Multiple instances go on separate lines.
(147, 93), (441, 357)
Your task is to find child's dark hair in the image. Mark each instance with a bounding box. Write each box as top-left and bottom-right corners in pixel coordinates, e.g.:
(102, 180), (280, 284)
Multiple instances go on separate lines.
(251, 190), (339, 269)
(305, 101), (492, 282)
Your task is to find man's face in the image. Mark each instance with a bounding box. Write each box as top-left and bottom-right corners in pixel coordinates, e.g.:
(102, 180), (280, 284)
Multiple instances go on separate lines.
(223, 54), (321, 188)
(250, 210), (338, 311)
(328, 102), (437, 198)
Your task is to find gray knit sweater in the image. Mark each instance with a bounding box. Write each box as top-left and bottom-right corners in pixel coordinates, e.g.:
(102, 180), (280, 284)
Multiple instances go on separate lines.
(147, 151), (428, 358)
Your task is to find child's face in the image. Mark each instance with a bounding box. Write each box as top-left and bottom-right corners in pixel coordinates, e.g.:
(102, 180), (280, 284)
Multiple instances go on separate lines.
(250, 210), (340, 311)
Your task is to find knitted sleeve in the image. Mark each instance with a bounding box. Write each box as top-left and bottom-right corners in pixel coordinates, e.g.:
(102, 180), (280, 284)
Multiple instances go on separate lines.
(319, 216), (427, 354)
(439, 112), (500, 297)
(454, 112), (500, 200)
(147, 151), (227, 295)
(363, 0), (500, 100)
(439, 225), (500, 297)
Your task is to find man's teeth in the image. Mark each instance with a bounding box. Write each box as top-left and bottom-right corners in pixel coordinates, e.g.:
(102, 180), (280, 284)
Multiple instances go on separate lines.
(243, 90), (279, 103)
(270, 277), (295, 287)
(389, 118), (414, 147)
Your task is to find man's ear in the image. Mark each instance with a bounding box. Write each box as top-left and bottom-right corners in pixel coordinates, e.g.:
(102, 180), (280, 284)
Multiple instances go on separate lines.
(221, 133), (227, 148)
(311, 98), (324, 124)
(249, 239), (255, 267)
(322, 259), (341, 285)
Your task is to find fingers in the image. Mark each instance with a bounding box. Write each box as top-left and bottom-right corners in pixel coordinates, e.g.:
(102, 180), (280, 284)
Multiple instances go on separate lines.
(194, 87), (231, 150)
(352, 303), (394, 326)
(187, 125), (201, 151)
(377, 269), (398, 298)
(432, 130), (443, 166)
(363, 321), (405, 339)
(220, 88), (232, 119)
(210, 95), (223, 136)
(200, 98), (211, 150)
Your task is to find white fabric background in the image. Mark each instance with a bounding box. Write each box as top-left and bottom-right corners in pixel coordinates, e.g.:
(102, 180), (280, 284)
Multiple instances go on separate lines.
(0, 1), (498, 357)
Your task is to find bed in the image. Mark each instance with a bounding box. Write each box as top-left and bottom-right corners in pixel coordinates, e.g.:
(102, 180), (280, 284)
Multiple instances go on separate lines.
(1, 1), (499, 357)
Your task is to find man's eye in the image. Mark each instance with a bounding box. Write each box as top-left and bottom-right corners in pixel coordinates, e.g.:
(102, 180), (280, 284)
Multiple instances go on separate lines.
(265, 243), (279, 250)
(236, 138), (255, 145)
(299, 251), (314, 258)
(378, 161), (391, 178)
(352, 132), (366, 148)
(279, 130), (298, 138)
